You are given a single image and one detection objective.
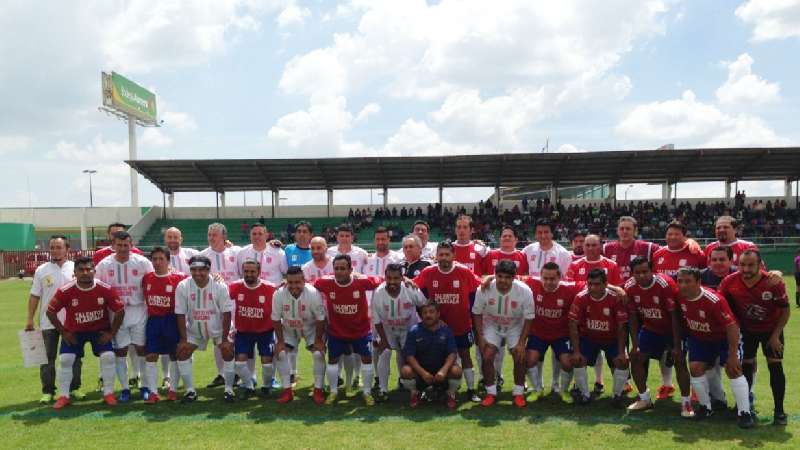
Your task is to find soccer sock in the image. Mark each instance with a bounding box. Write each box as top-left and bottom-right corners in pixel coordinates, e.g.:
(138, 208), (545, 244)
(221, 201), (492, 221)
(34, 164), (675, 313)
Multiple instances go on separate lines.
(464, 368), (475, 390)
(58, 353), (75, 398)
(262, 363), (275, 389)
(639, 389), (651, 403)
(100, 352), (116, 395)
(707, 366), (726, 401)
(527, 366), (542, 392)
(222, 360), (235, 393)
(560, 369), (573, 393)
(276, 352), (291, 389)
(486, 384), (497, 396)
(594, 354), (604, 385)
(327, 364), (340, 394)
(612, 368), (629, 397)
(168, 361), (179, 390)
(659, 359), (673, 386)
(768, 362), (785, 414)
(448, 378), (462, 396)
(178, 360), (194, 392)
(536, 360), (545, 390)
(551, 352), (561, 390)
(475, 349), (483, 380)
(290, 349), (299, 376)
(160, 355), (169, 380)
(377, 349), (391, 393)
(494, 351), (504, 378)
(138, 356), (147, 386)
(312, 351), (325, 389)
(690, 375), (711, 408)
(234, 361), (254, 390)
(361, 363), (374, 395)
(574, 367), (589, 398)
(353, 355), (362, 381)
(115, 356), (129, 390)
(214, 346), (224, 375)
(145, 361), (159, 392)
(128, 349), (138, 379)
(342, 356), (354, 388)
(401, 378), (417, 393)
(730, 375), (750, 414)
(512, 384), (525, 396)
(248, 358), (257, 384)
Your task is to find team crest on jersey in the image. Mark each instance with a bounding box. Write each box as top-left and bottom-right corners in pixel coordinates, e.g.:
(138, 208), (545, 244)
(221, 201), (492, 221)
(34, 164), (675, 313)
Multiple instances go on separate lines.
(556, 298), (564, 307)
(658, 257), (664, 264)
(633, 296), (640, 304)
(166, 285), (173, 293)
(511, 301), (518, 309)
(71, 298), (79, 307)
(611, 255), (617, 261)
(653, 296), (660, 305)
(267, 257), (272, 264)
(354, 291), (360, 299)
(146, 284), (151, 291)
(432, 280), (439, 288)
(229, 256), (235, 262)
(403, 302), (412, 310)
(44, 275), (54, 287)
(132, 269), (139, 276)
(681, 304), (687, 312)
(238, 294), (245, 301)
(603, 308), (610, 316)
(469, 252), (475, 259)
(301, 304), (306, 312)
(453, 280), (460, 288)
(108, 270), (115, 277)
(283, 304), (290, 311)
(488, 298), (496, 306)
(762, 291), (773, 301)
(579, 268), (586, 275)
(679, 259), (687, 267)
(699, 310), (706, 318)
(291, 255), (297, 261)
(190, 293), (196, 300)
(329, 292), (336, 299)
(258, 296), (265, 304)
(549, 257), (556, 263)
(98, 297), (105, 305)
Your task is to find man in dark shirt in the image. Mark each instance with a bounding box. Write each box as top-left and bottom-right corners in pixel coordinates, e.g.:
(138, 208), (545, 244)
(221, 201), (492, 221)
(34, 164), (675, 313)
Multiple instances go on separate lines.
(700, 247), (736, 289)
(400, 303), (462, 410)
(401, 234), (431, 278)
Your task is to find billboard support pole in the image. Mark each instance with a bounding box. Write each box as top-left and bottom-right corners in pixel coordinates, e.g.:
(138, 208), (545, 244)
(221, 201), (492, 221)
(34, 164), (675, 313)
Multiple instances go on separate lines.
(128, 114), (139, 208)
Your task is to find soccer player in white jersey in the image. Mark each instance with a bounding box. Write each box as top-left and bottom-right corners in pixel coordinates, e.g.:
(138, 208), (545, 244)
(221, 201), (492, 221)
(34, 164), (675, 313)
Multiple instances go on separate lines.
(174, 256), (235, 403)
(473, 260), (535, 408)
(95, 231), (154, 402)
(414, 220), (438, 260)
(302, 237), (334, 282)
(26, 235), (82, 403)
(164, 227), (198, 274)
(237, 222), (288, 285)
(272, 267), (328, 405)
(371, 263), (428, 402)
(326, 223), (368, 273)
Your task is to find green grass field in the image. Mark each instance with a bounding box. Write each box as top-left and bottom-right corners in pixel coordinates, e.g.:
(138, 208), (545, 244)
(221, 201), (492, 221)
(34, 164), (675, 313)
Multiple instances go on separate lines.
(1, 278), (797, 449)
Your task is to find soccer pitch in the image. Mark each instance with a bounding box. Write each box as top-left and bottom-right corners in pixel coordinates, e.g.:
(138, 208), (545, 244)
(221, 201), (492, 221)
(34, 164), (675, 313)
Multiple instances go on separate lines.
(1, 278), (797, 449)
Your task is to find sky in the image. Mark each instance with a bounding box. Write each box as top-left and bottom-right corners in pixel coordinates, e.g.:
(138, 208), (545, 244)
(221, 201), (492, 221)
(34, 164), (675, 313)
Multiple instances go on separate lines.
(1, 0), (798, 209)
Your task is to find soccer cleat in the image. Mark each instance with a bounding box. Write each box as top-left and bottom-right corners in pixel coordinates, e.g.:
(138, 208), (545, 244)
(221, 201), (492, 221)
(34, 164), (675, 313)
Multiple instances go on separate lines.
(773, 412), (788, 426)
(181, 390), (198, 403)
(497, 375), (505, 390)
(260, 386), (272, 397)
(206, 374), (225, 388)
(312, 388), (325, 406)
(39, 393), (54, 404)
(276, 389), (294, 404)
(144, 393), (160, 404)
(161, 377), (171, 390)
(223, 390), (236, 403)
(290, 374), (297, 388)
(575, 395), (591, 406)
(561, 390), (572, 403)
(53, 396), (70, 410)
(592, 382), (604, 397)
(325, 392), (338, 405)
(409, 392), (420, 408)
(96, 376), (103, 392)
(466, 389), (481, 403)
(711, 399), (728, 411)
(693, 405), (713, 419)
(376, 391), (389, 403)
(271, 378), (281, 389)
(737, 411), (755, 429)
(118, 389), (132, 403)
(690, 389), (698, 403)
(103, 393), (118, 406)
(352, 376), (361, 389)
(446, 394), (457, 410)
(481, 394), (496, 407)
(513, 395), (527, 408)
(363, 392), (375, 406)
(140, 387), (151, 401)
(627, 398), (654, 411)
(167, 390), (178, 401)
(238, 388), (256, 400)
(656, 385), (675, 400)
(70, 390), (86, 401)
(610, 395), (626, 409)
(129, 376), (140, 389)
(681, 402), (695, 419)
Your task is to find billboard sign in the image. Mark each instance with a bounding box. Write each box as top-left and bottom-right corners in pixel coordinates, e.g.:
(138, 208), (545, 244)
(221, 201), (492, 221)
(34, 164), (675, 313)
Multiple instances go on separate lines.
(101, 71), (157, 124)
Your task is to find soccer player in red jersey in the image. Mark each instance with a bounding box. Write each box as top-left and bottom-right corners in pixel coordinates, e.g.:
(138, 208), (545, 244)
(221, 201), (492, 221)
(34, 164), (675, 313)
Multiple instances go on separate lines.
(313, 254), (381, 406)
(452, 215), (486, 276)
(92, 222), (144, 266)
(141, 247), (187, 403)
(525, 262), (580, 400)
(482, 226), (528, 276)
(675, 267), (753, 428)
(568, 269), (630, 407)
(228, 260), (278, 402)
(718, 250), (790, 426)
(652, 221), (706, 279)
(625, 257), (693, 417)
(570, 231), (586, 261)
(704, 216), (759, 267)
(414, 241), (483, 402)
(567, 234), (623, 286)
(602, 217), (660, 281)
(47, 256), (125, 409)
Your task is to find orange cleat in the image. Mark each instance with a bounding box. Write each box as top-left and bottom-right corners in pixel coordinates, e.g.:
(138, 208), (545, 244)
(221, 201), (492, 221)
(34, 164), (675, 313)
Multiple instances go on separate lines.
(103, 393), (118, 406)
(410, 392), (420, 408)
(276, 388), (294, 404)
(312, 388), (325, 406)
(446, 394), (457, 410)
(53, 396), (70, 410)
(144, 393), (160, 404)
(513, 395), (527, 408)
(167, 390), (178, 401)
(656, 385), (675, 400)
(481, 394), (496, 407)
(622, 382), (633, 394)
(690, 390), (698, 403)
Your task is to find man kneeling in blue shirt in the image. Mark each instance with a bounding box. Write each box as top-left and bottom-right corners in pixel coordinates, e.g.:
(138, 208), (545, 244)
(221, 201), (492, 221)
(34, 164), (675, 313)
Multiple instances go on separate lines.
(400, 302), (462, 410)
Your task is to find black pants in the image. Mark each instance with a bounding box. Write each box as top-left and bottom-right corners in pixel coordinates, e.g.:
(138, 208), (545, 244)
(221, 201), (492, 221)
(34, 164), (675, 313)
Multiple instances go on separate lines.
(41, 329), (82, 395)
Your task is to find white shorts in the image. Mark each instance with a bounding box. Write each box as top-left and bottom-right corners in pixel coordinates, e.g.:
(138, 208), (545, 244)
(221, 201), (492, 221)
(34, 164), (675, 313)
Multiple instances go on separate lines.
(484, 326), (523, 353)
(283, 326), (319, 350)
(114, 315), (146, 348)
(188, 332), (224, 351)
(382, 328), (408, 351)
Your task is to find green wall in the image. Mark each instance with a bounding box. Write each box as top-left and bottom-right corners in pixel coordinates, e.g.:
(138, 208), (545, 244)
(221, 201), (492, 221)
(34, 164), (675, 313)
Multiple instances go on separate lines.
(0, 223), (35, 250)
(761, 248), (799, 274)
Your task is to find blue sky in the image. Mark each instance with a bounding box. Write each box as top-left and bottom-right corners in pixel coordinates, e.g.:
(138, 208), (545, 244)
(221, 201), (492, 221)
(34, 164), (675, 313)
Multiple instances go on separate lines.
(0, 0), (798, 208)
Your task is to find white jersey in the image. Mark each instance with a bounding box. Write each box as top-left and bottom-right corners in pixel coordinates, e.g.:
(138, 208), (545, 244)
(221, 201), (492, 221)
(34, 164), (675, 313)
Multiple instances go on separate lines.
(271, 284), (326, 345)
(302, 258), (334, 282)
(370, 283), (427, 332)
(30, 260), (74, 330)
(327, 245), (369, 273)
(522, 241), (573, 277)
(422, 241), (438, 260)
(169, 247), (199, 274)
(175, 277), (233, 340)
(472, 279), (535, 333)
(96, 253), (154, 325)
(363, 251), (404, 278)
(236, 244), (288, 284)
(200, 246), (240, 283)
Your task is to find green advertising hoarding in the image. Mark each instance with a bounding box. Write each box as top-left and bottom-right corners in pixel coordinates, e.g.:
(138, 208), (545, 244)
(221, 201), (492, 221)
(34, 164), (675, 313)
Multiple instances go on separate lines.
(103, 71), (157, 124)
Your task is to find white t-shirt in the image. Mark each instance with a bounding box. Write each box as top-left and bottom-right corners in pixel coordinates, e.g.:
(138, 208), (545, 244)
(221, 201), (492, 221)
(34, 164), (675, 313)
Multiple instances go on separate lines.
(422, 241), (438, 260)
(271, 284), (326, 341)
(200, 246), (240, 283)
(472, 279), (535, 332)
(169, 247), (199, 274)
(522, 241), (573, 277)
(327, 245), (369, 273)
(370, 283), (427, 332)
(301, 258), (334, 282)
(175, 277), (233, 340)
(96, 253), (154, 325)
(363, 251), (404, 278)
(236, 244), (288, 285)
(30, 260), (74, 330)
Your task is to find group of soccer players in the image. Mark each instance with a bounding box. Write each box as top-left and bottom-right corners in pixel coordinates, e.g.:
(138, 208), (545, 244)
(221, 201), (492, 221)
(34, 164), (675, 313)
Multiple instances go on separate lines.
(26, 213), (791, 428)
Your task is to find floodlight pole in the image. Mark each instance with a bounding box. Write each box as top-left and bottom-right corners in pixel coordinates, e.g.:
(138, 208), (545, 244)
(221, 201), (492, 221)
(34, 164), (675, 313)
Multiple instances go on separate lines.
(128, 114), (139, 208)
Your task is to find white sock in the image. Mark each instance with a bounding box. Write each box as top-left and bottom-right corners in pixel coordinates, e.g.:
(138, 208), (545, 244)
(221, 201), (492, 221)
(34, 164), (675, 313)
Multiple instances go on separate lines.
(536, 359), (545, 390)
(448, 378), (461, 395)
(690, 375), (711, 408)
(551, 352), (561, 390)
(248, 358), (257, 384)
(464, 368), (475, 390)
(401, 378), (416, 392)
(475, 349), (483, 379)
(262, 363), (275, 389)
(707, 366), (726, 401)
(613, 368), (629, 397)
(574, 366), (589, 398)
(115, 356), (129, 390)
(361, 363), (374, 395)
(178, 359), (194, 392)
(58, 353), (75, 398)
(100, 352), (116, 395)
(222, 360), (235, 393)
(276, 351), (291, 389)
(290, 349), (299, 376)
(659, 358), (673, 386)
(343, 355), (354, 387)
(639, 389), (651, 403)
(377, 349), (391, 393)
(327, 364), (340, 394)
(494, 351), (504, 378)
(594, 354), (604, 385)
(160, 355), (169, 380)
(353, 355), (362, 380)
(560, 369), (573, 393)
(486, 384), (497, 396)
(512, 384), (524, 396)
(312, 351), (325, 389)
(145, 361), (159, 392)
(168, 361), (179, 390)
(235, 361), (254, 390)
(137, 356), (147, 385)
(128, 349), (138, 379)
(527, 366), (542, 391)
(730, 375), (750, 414)
(214, 346), (224, 375)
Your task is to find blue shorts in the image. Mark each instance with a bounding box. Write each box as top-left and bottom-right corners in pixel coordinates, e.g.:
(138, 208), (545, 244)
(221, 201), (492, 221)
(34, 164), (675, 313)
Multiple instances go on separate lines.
(686, 336), (742, 366)
(579, 337), (620, 366)
(454, 331), (474, 350)
(526, 335), (571, 359)
(637, 329), (673, 359)
(59, 331), (113, 357)
(328, 334), (372, 360)
(145, 314), (179, 355)
(234, 331), (275, 359)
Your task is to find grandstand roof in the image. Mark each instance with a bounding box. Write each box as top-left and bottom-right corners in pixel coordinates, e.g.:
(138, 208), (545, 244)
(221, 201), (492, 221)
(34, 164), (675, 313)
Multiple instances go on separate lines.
(127, 147), (800, 193)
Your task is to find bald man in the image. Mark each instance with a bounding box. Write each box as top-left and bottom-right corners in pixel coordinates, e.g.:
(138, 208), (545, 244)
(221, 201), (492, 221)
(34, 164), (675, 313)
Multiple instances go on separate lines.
(301, 237), (334, 282)
(165, 227), (199, 274)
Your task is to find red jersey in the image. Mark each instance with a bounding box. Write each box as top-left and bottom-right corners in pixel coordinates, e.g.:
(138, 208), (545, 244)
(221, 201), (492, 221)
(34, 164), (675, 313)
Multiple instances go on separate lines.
(603, 240), (660, 281)
(624, 274), (678, 335)
(47, 280), (124, 332)
(525, 278), (581, 341)
(142, 272), (187, 316)
(568, 289), (628, 344)
(229, 280), (277, 333)
(677, 288), (737, 341)
(566, 256), (623, 286)
(313, 276), (380, 340)
(704, 239), (759, 266)
(482, 249), (528, 275)
(453, 241), (486, 276)
(652, 245), (706, 278)
(717, 271), (788, 334)
(92, 246), (143, 266)
(414, 265), (481, 335)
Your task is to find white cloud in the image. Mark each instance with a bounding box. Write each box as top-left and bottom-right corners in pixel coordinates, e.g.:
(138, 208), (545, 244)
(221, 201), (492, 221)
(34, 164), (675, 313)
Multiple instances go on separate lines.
(555, 144), (588, 153)
(161, 111), (198, 131)
(355, 103), (381, 123)
(267, 96), (354, 151)
(276, 1), (311, 28)
(736, 0), (800, 41)
(715, 53), (779, 106)
(381, 119), (485, 157)
(140, 128), (173, 148)
(0, 135), (32, 155)
(48, 136), (127, 163)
